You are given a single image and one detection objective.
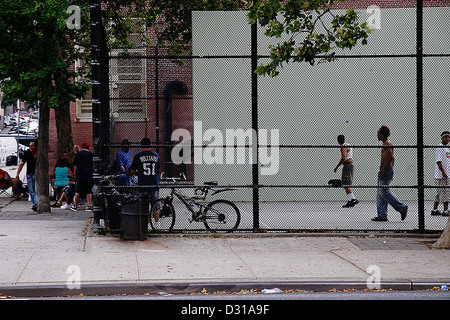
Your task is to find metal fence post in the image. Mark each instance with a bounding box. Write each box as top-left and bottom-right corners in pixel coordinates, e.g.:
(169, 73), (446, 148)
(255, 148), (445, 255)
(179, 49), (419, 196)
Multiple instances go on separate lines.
(100, 26), (110, 173)
(155, 46), (160, 155)
(417, 0), (425, 232)
(90, 0), (103, 226)
(251, 23), (260, 232)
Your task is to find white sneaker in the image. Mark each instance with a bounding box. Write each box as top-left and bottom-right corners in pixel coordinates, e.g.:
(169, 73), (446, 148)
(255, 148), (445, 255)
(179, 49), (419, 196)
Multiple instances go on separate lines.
(61, 203), (70, 209)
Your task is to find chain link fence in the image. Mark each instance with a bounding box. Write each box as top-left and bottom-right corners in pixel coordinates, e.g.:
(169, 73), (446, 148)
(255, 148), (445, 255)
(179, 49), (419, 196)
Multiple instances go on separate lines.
(91, 1), (449, 233)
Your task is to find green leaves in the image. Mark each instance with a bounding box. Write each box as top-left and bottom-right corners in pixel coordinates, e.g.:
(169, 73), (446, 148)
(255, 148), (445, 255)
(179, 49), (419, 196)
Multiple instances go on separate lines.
(146, 0), (243, 58)
(0, 0), (89, 108)
(247, 0), (372, 77)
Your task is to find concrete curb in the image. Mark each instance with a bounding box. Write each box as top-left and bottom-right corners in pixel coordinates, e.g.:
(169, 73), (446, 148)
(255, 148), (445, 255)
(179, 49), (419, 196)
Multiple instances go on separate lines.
(1, 281), (448, 298)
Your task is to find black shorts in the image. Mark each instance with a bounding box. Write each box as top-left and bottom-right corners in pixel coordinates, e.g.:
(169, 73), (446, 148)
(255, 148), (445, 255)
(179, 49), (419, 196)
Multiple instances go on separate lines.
(75, 180), (93, 197)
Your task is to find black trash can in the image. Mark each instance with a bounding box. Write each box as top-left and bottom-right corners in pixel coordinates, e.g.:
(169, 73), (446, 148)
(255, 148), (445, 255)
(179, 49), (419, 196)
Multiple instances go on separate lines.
(106, 196), (121, 232)
(120, 197), (149, 241)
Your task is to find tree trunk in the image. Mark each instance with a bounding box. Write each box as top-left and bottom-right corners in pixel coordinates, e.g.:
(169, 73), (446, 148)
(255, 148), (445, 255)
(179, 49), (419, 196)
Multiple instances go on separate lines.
(55, 101), (74, 161)
(432, 217), (450, 249)
(36, 101), (51, 213)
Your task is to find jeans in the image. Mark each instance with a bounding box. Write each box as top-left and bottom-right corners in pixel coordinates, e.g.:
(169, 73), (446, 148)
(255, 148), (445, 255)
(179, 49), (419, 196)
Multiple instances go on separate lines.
(116, 173), (131, 186)
(116, 174), (137, 186)
(377, 167), (406, 219)
(138, 189), (160, 213)
(26, 174), (37, 207)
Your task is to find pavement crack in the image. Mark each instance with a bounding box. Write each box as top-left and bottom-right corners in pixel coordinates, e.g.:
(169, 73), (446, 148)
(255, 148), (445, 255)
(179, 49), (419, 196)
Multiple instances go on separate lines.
(135, 252), (141, 281)
(82, 218), (93, 252)
(329, 249), (369, 276)
(15, 251), (36, 284)
(226, 239), (258, 280)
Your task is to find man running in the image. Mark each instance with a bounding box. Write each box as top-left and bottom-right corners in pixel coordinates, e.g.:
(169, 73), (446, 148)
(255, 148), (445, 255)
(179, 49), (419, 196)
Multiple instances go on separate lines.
(334, 134), (359, 208)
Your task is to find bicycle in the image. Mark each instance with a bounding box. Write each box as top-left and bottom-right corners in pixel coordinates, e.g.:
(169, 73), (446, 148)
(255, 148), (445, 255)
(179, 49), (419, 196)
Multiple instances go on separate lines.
(149, 174), (241, 232)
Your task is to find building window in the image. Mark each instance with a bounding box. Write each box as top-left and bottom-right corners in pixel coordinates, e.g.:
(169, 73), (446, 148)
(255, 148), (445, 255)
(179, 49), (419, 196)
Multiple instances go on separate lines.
(75, 87), (92, 122)
(110, 50), (147, 121)
(74, 56), (92, 122)
(75, 18), (147, 122)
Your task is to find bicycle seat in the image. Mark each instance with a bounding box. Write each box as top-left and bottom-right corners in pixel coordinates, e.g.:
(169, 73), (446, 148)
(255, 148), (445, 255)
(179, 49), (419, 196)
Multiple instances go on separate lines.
(203, 181), (218, 186)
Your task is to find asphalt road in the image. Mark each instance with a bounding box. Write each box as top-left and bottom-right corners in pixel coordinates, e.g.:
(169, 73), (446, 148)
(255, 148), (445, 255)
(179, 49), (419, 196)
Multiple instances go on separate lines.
(19, 289), (450, 300)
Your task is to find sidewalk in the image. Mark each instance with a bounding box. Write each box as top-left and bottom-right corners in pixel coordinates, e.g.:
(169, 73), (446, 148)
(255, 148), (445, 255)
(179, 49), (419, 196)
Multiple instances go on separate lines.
(0, 195), (449, 298)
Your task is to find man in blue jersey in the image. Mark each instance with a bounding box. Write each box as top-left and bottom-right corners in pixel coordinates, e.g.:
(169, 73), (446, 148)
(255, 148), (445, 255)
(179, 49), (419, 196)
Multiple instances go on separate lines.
(128, 137), (160, 194)
(128, 138), (160, 222)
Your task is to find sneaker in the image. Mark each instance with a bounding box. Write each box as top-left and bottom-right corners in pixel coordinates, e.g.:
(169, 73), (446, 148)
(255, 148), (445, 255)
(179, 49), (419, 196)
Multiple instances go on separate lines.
(371, 216), (388, 221)
(442, 211), (449, 217)
(431, 209), (441, 216)
(31, 205), (37, 212)
(342, 201), (354, 208)
(342, 199), (359, 208)
(61, 203), (71, 210)
(70, 205), (78, 212)
(85, 206), (93, 212)
(401, 206), (408, 221)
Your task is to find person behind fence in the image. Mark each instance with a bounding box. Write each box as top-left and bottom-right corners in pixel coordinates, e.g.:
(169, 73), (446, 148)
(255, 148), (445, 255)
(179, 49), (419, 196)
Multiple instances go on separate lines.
(372, 125), (408, 222)
(431, 131), (450, 216)
(334, 134), (359, 208)
(71, 142), (93, 212)
(128, 138), (160, 224)
(16, 140), (37, 212)
(116, 139), (133, 186)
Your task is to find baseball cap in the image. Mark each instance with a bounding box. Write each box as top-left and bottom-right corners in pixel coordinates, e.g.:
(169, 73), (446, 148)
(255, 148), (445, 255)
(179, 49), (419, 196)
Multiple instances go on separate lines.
(140, 137), (151, 146)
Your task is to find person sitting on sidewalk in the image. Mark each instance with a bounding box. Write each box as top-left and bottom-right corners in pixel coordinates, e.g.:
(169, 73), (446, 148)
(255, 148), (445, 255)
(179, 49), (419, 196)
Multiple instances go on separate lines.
(51, 152), (73, 207)
(54, 182), (76, 209)
(0, 168), (23, 198)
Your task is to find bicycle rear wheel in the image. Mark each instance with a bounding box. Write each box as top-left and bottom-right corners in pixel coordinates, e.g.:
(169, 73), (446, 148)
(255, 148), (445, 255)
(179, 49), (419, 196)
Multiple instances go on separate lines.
(149, 198), (175, 232)
(203, 200), (240, 232)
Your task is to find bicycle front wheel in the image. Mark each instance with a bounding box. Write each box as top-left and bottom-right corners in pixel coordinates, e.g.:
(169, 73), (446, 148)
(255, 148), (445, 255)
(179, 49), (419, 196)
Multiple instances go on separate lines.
(203, 200), (240, 232)
(149, 198), (175, 232)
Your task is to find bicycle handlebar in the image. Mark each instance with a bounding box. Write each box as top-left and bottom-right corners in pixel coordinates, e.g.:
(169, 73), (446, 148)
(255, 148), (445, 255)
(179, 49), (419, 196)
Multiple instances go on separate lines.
(160, 172), (187, 182)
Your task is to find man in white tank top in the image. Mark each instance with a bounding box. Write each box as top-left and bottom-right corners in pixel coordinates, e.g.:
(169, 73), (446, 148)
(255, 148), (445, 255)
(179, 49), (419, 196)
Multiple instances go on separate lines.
(334, 135), (359, 207)
(431, 131), (450, 216)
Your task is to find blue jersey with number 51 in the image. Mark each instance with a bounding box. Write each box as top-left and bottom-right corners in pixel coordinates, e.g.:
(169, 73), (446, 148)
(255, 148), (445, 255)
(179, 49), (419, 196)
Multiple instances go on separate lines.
(129, 150), (160, 188)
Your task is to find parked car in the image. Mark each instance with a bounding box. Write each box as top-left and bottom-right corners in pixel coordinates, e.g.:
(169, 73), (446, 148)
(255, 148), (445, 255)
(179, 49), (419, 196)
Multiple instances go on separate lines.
(3, 116), (11, 127)
(18, 117), (29, 124)
(7, 117), (17, 127)
(18, 125), (38, 136)
(8, 126), (18, 134)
